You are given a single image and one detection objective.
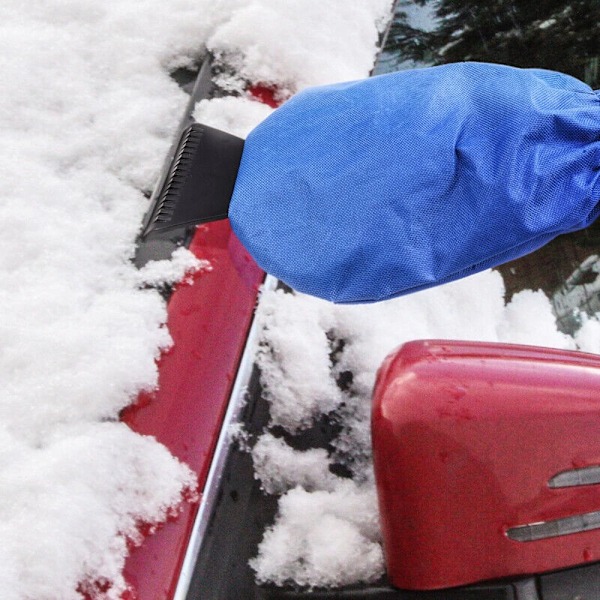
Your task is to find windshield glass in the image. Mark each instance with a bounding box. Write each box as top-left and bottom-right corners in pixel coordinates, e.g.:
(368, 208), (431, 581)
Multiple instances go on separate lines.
(380, 0), (599, 89)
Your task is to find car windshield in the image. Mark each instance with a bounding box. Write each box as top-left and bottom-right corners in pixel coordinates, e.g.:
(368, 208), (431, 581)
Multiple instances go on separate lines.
(380, 0), (599, 89)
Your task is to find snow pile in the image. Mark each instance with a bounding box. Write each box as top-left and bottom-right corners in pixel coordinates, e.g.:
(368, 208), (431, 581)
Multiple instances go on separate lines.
(0, 0), (209, 597)
(0, 2), (219, 598)
(250, 270), (581, 587)
(0, 424), (195, 600)
(251, 482), (383, 588)
(203, 0), (394, 93)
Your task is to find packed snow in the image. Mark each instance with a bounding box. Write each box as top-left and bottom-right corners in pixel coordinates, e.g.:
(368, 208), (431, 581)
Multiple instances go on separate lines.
(3, 0), (598, 597)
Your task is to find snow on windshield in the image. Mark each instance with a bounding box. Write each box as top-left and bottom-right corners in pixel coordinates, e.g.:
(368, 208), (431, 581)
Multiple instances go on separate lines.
(197, 2), (600, 591)
(247, 275), (581, 587)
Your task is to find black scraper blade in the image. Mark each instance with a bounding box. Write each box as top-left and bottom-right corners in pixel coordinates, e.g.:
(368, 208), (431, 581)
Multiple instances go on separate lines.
(141, 123), (245, 238)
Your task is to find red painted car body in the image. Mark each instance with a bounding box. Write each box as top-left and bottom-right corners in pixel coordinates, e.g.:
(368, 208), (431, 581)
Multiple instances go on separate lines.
(372, 340), (600, 590)
(121, 220), (263, 599)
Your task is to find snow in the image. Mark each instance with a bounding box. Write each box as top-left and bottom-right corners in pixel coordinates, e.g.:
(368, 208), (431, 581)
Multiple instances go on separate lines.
(252, 433), (338, 495)
(135, 247), (207, 288)
(194, 96), (274, 138)
(575, 317), (600, 353)
(204, 0), (394, 93)
(250, 482), (383, 588)
(196, 3), (600, 593)
(0, 0), (212, 594)
(0, 423), (196, 600)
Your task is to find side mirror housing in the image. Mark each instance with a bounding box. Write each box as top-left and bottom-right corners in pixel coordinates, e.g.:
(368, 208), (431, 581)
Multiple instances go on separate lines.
(372, 340), (600, 590)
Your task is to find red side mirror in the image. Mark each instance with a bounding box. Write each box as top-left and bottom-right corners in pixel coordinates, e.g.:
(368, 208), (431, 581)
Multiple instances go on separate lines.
(372, 340), (600, 590)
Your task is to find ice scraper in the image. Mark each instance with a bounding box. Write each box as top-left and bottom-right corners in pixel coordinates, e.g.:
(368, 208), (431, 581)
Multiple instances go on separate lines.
(140, 62), (600, 303)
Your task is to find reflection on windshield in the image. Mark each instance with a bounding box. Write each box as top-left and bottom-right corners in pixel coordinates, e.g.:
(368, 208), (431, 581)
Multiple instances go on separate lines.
(381, 0), (600, 89)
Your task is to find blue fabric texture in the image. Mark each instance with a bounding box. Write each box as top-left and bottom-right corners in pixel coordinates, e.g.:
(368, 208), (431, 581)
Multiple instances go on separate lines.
(229, 62), (600, 303)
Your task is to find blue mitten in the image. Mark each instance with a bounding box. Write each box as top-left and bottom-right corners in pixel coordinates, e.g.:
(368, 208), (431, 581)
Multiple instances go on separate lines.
(229, 62), (600, 303)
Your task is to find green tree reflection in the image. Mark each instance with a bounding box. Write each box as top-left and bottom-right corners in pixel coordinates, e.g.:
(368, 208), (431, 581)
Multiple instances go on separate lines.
(388, 0), (600, 88)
